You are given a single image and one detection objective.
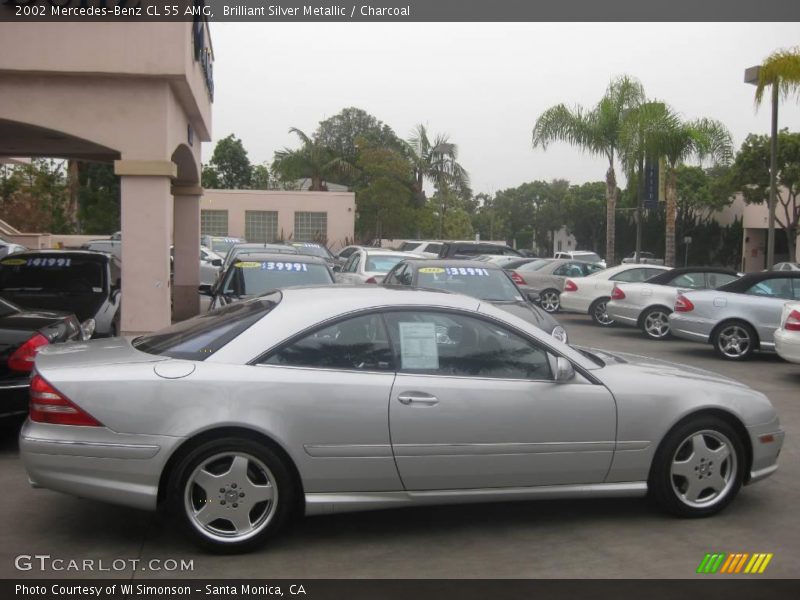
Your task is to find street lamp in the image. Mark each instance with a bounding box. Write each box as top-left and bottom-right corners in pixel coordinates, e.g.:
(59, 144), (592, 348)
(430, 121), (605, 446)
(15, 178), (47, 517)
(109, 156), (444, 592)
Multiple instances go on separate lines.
(744, 65), (779, 270)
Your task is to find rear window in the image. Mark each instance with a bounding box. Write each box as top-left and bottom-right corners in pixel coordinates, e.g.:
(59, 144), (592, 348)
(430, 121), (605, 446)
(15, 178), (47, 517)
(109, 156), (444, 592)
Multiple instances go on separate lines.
(0, 255), (106, 293)
(417, 266), (522, 302)
(221, 260), (333, 296)
(133, 293), (281, 360)
(289, 243), (333, 260)
(400, 242), (422, 251)
(365, 255), (407, 273)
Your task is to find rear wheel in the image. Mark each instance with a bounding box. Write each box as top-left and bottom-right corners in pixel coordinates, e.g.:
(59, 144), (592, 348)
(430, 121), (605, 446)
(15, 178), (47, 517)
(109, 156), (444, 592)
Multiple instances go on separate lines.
(170, 438), (295, 553)
(713, 321), (756, 361)
(540, 289), (560, 313)
(641, 306), (671, 340)
(589, 297), (614, 326)
(649, 416), (744, 517)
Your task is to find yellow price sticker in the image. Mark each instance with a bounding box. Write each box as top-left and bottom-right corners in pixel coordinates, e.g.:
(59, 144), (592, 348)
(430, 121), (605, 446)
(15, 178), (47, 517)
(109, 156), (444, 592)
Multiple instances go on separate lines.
(235, 261), (261, 268)
(1, 258), (26, 266)
(418, 267), (445, 273)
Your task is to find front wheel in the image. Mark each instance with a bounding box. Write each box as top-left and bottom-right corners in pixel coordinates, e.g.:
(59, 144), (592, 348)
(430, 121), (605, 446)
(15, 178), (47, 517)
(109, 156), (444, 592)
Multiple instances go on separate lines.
(540, 289), (560, 313)
(641, 306), (671, 340)
(649, 416), (744, 518)
(713, 321), (756, 361)
(170, 438), (295, 553)
(589, 297), (614, 326)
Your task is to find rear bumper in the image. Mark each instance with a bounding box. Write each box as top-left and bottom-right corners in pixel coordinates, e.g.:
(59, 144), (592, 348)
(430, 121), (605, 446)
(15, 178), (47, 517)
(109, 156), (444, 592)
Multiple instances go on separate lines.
(0, 378), (29, 419)
(605, 301), (641, 326)
(668, 314), (714, 343)
(19, 419), (184, 511)
(774, 329), (800, 364)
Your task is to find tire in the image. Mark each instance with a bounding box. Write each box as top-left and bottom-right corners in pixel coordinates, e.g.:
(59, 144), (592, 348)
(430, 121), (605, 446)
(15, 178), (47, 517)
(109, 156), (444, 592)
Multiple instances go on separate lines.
(589, 297), (614, 327)
(169, 437), (295, 553)
(649, 416), (744, 518)
(640, 306), (672, 340)
(713, 321), (757, 361)
(540, 289), (560, 313)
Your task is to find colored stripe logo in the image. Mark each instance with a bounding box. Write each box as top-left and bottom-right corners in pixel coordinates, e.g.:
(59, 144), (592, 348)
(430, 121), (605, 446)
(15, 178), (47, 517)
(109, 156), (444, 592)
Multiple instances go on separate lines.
(697, 553), (773, 574)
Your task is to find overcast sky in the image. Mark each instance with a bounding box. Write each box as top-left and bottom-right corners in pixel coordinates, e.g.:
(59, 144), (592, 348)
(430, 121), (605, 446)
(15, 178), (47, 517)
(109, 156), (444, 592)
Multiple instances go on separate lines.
(206, 22), (800, 195)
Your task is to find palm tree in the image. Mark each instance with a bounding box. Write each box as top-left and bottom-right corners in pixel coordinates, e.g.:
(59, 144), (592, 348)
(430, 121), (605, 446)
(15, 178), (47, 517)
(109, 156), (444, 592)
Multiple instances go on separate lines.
(532, 75), (645, 267)
(753, 46), (800, 107)
(271, 128), (354, 191)
(641, 107), (733, 266)
(405, 124), (470, 208)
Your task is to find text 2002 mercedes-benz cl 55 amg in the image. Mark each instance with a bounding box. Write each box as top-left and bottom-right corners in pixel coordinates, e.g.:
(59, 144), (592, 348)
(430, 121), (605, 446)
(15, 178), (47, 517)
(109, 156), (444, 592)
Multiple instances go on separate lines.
(20, 286), (783, 553)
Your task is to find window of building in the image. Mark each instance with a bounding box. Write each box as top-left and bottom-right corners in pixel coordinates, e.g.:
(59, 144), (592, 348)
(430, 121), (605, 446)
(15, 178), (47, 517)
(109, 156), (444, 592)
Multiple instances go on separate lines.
(294, 211), (328, 242)
(200, 210), (228, 236)
(245, 211), (278, 243)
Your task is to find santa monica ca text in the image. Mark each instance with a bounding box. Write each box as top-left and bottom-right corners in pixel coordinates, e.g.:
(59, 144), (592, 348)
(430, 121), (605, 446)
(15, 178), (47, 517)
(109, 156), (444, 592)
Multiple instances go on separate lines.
(223, 5), (411, 17)
(16, 584), (307, 596)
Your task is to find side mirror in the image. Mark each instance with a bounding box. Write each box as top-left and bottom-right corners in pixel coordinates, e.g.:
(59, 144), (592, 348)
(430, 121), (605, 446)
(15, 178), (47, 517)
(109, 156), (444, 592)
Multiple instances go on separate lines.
(210, 259), (222, 267)
(555, 357), (575, 382)
(198, 284), (213, 296)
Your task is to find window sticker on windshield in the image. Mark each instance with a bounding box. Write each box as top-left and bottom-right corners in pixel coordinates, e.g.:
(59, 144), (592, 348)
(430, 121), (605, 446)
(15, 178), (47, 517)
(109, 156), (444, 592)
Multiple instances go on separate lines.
(265, 261), (308, 272)
(445, 267), (489, 276)
(399, 322), (439, 369)
(1, 258), (27, 266)
(4, 257), (73, 267)
(235, 262), (262, 268)
(418, 267), (445, 274)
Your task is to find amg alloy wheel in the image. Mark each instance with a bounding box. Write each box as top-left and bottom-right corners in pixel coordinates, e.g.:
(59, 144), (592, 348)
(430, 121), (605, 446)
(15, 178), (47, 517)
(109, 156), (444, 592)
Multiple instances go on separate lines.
(590, 297), (614, 326)
(714, 322), (756, 361)
(641, 307), (671, 339)
(540, 289), (560, 313)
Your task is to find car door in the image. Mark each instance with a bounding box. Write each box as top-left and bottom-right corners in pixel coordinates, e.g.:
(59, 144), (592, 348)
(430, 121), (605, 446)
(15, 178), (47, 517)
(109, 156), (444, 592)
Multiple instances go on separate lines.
(741, 277), (798, 347)
(384, 310), (616, 490)
(255, 312), (402, 492)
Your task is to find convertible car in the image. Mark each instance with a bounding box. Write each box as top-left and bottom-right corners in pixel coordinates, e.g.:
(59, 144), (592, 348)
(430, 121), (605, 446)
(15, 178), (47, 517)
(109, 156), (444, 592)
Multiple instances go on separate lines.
(20, 287), (783, 552)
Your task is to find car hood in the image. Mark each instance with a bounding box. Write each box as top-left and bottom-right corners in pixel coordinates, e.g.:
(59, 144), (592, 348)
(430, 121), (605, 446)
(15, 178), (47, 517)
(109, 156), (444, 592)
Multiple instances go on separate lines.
(490, 300), (558, 332)
(35, 336), (168, 371)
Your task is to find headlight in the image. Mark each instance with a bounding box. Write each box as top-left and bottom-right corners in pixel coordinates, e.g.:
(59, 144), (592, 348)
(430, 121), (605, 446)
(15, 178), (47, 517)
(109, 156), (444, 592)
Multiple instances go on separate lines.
(551, 325), (568, 344)
(80, 318), (96, 341)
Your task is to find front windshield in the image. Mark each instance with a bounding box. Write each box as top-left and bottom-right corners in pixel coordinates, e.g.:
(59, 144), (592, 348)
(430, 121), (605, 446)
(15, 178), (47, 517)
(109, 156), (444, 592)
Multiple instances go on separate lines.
(417, 266), (522, 301)
(221, 260), (333, 296)
(0, 255), (105, 293)
(365, 255), (407, 273)
(210, 238), (243, 255)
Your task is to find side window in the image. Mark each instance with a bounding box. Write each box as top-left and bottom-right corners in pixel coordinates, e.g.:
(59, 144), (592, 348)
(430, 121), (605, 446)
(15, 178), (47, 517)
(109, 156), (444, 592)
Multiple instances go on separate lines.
(383, 311), (553, 380)
(793, 279), (800, 300)
(345, 253), (361, 273)
(426, 243), (443, 255)
(553, 264), (569, 276)
(707, 272), (737, 288)
(746, 278), (794, 299)
(611, 268), (646, 283)
(397, 265), (413, 286)
(670, 272), (705, 289)
(338, 247), (355, 259)
(260, 313), (393, 371)
(643, 268), (665, 280)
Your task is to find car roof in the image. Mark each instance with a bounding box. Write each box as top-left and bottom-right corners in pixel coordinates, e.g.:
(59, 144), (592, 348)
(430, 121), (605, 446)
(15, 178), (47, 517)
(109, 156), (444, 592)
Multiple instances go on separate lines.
(279, 285), (481, 311)
(644, 266), (738, 285)
(716, 270), (800, 293)
(228, 252), (327, 265)
(3, 249), (111, 260)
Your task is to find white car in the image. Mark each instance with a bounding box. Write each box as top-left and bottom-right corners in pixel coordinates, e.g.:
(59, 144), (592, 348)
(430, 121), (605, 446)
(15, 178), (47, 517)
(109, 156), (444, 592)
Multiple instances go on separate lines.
(560, 264), (671, 326)
(775, 302), (800, 364)
(554, 250), (606, 269)
(335, 248), (423, 284)
(397, 240), (444, 257)
(606, 267), (739, 340)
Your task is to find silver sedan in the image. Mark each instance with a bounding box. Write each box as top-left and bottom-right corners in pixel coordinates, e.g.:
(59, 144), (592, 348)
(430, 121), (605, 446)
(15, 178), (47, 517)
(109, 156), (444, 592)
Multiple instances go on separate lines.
(669, 272), (800, 360)
(21, 287), (783, 553)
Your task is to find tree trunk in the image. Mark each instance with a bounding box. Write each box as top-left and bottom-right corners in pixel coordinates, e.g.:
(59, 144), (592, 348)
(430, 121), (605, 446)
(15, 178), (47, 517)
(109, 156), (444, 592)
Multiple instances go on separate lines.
(605, 166), (617, 267)
(67, 159), (80, 233)
(665, 167), (678, 267)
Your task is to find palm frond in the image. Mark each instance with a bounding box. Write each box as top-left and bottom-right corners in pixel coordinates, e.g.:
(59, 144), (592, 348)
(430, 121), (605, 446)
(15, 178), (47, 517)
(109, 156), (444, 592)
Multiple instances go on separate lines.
(755, 46), (800, 106)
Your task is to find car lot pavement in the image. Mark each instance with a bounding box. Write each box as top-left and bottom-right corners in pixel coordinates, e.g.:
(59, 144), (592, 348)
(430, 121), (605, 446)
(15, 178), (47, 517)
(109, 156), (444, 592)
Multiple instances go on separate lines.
(1, 313), (797, 579)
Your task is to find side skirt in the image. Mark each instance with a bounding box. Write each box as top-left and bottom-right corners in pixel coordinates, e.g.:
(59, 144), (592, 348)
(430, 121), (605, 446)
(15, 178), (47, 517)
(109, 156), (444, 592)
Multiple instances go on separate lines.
(305, 482), (647, 516)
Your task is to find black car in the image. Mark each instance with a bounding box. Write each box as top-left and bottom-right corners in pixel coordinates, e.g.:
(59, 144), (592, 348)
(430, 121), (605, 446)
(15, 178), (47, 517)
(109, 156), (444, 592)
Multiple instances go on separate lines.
(382, 259), (568, 343)
(437, 242), (521, 260)
(0, 296), (86, 419)
(0, 250), (121, 337)
(205, 253), (335, 311)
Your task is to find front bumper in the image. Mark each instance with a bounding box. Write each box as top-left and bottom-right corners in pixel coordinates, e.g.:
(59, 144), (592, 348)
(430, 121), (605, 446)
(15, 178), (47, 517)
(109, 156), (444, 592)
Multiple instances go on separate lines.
(746, 417), (785, 485)
(774, 329), (800, 364)
(605, 300), (642, 327)
(19, 419), (184, 511)
(0, 378), (29, 419)
(668, 313), (714, 343)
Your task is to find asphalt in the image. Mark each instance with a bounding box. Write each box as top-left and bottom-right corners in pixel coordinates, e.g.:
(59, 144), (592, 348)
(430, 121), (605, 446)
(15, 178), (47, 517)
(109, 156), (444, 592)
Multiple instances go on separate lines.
(1, 312), (798, 579)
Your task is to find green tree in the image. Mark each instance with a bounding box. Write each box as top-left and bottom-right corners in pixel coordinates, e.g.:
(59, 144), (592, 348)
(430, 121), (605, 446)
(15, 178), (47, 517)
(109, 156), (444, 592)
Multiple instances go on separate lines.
(251, 163), (271, 190)
(0, 159), (72, 233)
(206, 134), (252, 189)
(405, 124), (471, 208)
(272, 128), (354, 191)
(77, 162), (120, 234)
(753, 46), (800, 107)
(562, 182), (607, 254)
(731, 130), (800, 260)
(532, 75), (645, 266)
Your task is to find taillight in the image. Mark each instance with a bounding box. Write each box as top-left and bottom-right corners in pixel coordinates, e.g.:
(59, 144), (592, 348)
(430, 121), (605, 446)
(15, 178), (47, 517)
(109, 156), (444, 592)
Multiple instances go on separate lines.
(674, 294), (695, 313)
(785, 309), (800, 331)
(29, 374), (102, 427)
(510, 271), (526, 285)
(365, 276), (378, 284)
(564, 279), (578, 292)
(611, 286), (626, 300)
(8, 333), (49, 373)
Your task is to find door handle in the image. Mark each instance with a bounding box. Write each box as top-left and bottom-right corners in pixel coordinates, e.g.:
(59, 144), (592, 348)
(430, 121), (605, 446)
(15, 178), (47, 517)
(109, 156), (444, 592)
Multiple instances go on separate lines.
(397, 393), (439, 406)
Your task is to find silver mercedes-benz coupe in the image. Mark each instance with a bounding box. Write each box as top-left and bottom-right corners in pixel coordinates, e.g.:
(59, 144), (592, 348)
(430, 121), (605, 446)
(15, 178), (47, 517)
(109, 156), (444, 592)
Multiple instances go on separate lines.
(20, 286), (784, 553)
